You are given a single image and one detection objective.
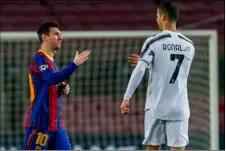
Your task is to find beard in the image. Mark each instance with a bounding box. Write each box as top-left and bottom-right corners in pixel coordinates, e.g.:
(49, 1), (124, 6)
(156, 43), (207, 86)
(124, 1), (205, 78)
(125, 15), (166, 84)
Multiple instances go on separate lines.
(54, 47), (59, 50)
(53, 44), (60, 51)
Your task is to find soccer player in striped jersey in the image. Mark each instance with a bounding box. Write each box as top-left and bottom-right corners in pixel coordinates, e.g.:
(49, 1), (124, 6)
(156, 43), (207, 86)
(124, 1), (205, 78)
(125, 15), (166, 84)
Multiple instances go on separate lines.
(23, 22), (90, 150)
(120, 2), (195, 150)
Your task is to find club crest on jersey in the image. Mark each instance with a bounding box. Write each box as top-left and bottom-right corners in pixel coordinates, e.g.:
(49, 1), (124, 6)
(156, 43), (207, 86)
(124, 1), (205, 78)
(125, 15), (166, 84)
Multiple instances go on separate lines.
(39, 64), (48, 72)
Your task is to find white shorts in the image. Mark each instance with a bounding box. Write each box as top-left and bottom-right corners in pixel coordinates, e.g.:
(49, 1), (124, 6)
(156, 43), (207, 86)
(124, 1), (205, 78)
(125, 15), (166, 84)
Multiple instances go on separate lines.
(142, 109), (189, 147)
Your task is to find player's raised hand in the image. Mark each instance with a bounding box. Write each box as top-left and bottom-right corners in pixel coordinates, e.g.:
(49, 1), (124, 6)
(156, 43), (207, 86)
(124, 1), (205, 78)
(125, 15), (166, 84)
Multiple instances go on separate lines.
(120, 99), (130, 115)
(128, 53), (139, 67)
(74, 50), (90, 66)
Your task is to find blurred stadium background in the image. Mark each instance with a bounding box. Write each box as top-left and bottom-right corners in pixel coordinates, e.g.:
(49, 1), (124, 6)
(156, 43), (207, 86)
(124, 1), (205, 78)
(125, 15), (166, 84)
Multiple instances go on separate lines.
(0, 0), (225, 150)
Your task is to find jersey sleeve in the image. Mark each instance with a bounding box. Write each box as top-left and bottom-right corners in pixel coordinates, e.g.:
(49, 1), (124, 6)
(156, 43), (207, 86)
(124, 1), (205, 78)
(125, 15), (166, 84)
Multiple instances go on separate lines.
(34, 54), (77, 85)
(124, 58), (149, 100)
(123, 37), (156, 100)
(139, 37), (155, 65)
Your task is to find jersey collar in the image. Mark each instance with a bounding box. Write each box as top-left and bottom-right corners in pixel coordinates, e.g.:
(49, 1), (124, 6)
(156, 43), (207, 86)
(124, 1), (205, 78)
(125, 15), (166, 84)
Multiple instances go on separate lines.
(38, 50), (54, 61)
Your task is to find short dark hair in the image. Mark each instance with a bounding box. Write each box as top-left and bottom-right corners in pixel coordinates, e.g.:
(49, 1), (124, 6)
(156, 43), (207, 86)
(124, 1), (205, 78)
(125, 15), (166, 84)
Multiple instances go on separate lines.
(158, 2), (179, 22)
(37, 21), (59, 43)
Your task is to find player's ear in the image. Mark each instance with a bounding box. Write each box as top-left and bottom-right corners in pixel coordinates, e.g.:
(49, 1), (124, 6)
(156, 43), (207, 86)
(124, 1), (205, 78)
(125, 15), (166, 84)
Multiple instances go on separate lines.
(162, 14), (166, 21)
(42, 34), (48, 42)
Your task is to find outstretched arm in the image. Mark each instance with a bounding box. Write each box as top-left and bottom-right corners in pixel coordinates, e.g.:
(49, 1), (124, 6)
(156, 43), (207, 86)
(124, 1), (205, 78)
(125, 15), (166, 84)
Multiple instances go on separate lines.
(35, 50), (90, 85)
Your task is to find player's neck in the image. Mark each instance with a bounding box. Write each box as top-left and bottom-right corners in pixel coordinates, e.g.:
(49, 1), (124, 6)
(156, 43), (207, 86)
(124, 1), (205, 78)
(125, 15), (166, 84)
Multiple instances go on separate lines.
(162, 23), (177, 32)
(40, 44), (55, 59)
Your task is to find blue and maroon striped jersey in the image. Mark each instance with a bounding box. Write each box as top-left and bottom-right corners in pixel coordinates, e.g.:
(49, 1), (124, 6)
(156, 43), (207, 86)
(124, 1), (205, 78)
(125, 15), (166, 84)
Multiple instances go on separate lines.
(25, 50), (77, 131)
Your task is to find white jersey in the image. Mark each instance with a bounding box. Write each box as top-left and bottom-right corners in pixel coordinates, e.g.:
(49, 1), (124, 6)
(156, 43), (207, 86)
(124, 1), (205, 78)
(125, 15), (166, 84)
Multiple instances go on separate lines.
(124, 30), (195, 120)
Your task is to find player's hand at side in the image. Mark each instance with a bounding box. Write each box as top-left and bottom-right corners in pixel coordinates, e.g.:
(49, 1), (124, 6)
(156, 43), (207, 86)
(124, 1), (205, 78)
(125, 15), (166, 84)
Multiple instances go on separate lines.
(59, 82), (70, 96)
(128, 53), (139, 67)
(74, 50), (90, 66)
(62, 84), (70, 95)
(120, 99), (130, 115)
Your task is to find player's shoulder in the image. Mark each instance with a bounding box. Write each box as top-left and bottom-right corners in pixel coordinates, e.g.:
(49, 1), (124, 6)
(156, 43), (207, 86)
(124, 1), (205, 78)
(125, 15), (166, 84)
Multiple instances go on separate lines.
(30, 51), (52, 68)
(177, 33), (194, 46)
(33, 51), (42, 57)
(145, 32), (172, 45)
(28, 51), (44, 69)
(33, 50), (49, 61)
(29, 51), (42, 63)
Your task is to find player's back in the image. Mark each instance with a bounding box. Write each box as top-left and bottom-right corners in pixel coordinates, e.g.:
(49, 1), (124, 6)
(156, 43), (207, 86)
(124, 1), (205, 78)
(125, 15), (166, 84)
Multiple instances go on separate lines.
(148, 30), (195, 120)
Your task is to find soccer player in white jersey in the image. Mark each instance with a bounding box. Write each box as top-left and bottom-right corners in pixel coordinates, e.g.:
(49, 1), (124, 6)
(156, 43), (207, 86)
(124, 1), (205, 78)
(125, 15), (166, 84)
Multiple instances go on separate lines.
(120, 2), (195, 150)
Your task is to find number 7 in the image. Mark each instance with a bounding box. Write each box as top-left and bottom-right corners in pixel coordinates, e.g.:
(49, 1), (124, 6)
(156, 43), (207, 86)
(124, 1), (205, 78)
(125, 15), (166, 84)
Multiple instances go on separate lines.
(169, 54), (184, 84)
